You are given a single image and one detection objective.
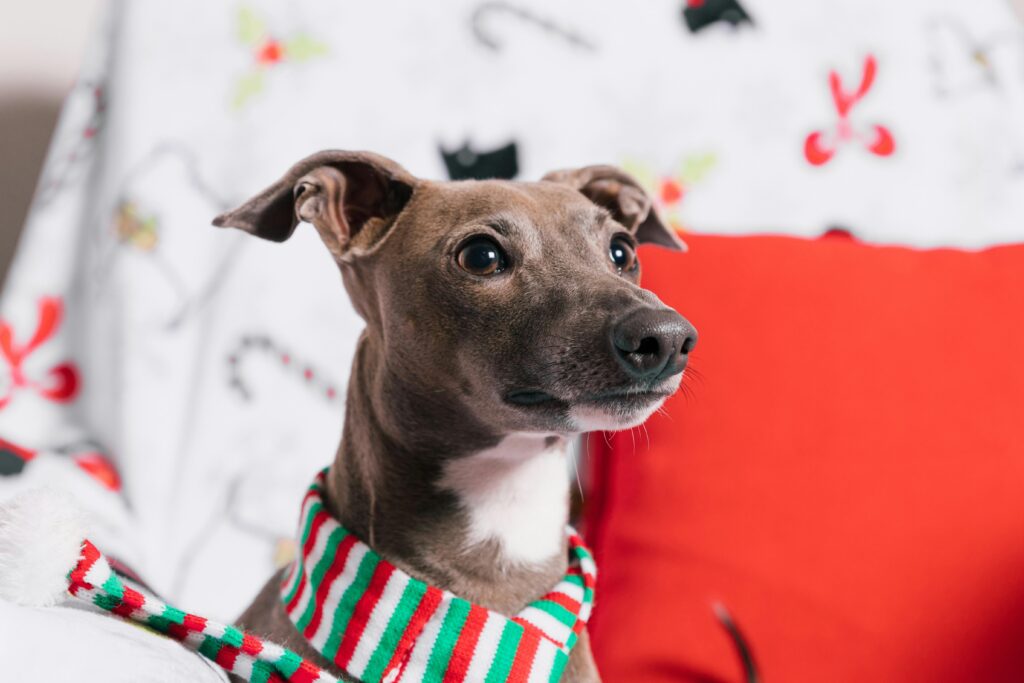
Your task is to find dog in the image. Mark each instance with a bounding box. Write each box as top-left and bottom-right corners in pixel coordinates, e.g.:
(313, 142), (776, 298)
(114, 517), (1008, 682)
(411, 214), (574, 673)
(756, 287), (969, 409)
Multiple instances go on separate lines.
(212, 150), (697, 682)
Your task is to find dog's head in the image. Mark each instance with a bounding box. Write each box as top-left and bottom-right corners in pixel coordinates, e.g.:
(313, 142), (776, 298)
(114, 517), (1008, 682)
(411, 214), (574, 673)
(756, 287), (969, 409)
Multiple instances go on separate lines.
(215, 150), (696, 433)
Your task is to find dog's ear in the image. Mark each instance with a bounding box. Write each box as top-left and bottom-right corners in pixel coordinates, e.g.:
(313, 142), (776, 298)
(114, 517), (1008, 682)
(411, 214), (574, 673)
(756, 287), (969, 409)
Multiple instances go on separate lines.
(213, 150), (417, 259)
(542, 165), (686, 251)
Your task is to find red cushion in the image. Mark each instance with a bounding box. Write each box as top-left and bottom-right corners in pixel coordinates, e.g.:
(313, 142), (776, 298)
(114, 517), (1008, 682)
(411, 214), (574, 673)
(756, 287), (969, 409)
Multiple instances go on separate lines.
(585, 234), (1024, 683)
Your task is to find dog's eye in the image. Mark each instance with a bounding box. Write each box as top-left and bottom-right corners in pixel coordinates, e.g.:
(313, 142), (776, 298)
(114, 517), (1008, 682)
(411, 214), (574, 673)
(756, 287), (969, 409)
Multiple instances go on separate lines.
(457, 237), (507, 275)
(609, 236), (638, 273)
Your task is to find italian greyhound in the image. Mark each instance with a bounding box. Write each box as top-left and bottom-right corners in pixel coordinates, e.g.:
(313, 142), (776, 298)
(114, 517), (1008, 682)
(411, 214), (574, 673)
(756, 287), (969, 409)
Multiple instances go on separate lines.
(213, 150), (697, 681)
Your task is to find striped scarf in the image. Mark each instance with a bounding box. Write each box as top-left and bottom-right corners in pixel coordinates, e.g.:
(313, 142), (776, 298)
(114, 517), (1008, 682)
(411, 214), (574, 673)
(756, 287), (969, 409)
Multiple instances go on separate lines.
(61, 471), (596, 683)
(279, 472), (597, 683)
(67, 539), (339, 682)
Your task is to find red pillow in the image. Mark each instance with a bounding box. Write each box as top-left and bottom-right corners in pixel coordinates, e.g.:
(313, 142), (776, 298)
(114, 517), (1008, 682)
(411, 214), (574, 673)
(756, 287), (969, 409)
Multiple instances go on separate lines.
(585, 234), (1024, 683)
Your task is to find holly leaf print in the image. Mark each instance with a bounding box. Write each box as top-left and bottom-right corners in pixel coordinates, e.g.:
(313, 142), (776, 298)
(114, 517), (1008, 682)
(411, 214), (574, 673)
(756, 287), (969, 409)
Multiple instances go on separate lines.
(284, 34), (329, 62)
(232, 71), (266, 110)
(237, 6), (266, 46)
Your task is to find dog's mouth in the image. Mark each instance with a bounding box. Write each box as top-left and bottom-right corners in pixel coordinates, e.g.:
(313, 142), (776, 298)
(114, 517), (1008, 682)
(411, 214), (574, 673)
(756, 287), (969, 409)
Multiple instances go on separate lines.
(506, 382), (679, 431)
(505, 390), (560, 407)
(576, 388), (673, 408)
(505, 386), (672, 410)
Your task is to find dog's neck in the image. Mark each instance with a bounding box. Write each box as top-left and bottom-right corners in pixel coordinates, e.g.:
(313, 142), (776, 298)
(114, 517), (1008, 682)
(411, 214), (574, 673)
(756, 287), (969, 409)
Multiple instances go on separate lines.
(323, 334), (571, 614)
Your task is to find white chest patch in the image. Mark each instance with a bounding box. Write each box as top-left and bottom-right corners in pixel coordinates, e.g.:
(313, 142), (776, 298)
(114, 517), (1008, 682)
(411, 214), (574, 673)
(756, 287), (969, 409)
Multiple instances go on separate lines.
(439, 434), (569, 566)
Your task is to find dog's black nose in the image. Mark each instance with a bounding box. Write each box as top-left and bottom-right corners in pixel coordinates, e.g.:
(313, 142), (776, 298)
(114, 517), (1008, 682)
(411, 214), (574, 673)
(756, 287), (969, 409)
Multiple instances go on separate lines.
(611, 308), (697, 381)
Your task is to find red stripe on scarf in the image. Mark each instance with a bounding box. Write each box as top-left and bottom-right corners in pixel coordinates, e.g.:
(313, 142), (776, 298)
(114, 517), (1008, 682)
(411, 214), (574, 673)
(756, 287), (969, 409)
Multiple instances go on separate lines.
(302, 485), (320, 508)
(566, 565), (596, 590)
(111, 585), (147, 618)
(541, 591), (581, 615)
(216, 644), (240, 671)
(286, 511), (329, 615)
(443, 604), (489, 683)
(304, 534), (358, 638)
(512, 617), (561, 647)
(382, 586), (444, 680)
(280, 560), (298, 593)
(285, 572), (309, 615)
(302, 512), (329, 560)
(166, 614), (208, 640)
(506, 629), (541, 683)
(69, 540), (101, 590)
(289, 660), (324, 683)
(334, 562), (396, 669)
(241, 632), (264, 656)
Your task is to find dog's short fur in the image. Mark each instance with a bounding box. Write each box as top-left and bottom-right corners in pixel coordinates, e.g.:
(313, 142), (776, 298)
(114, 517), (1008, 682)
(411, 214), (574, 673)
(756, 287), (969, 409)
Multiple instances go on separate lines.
(214, 151), (697, 682)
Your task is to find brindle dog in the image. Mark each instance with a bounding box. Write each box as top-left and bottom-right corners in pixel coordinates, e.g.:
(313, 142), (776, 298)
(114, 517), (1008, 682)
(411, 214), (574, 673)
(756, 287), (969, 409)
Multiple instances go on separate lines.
(214, 151), (697, 682)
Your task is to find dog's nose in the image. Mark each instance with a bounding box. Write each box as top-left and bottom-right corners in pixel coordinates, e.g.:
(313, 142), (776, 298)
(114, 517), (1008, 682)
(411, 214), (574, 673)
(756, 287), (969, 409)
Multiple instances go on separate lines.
(611, 308), (697, 381)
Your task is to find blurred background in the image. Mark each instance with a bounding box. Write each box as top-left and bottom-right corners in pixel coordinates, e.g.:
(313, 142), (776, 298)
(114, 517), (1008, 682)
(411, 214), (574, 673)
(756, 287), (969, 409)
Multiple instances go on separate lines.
(0, 0), (103, 279)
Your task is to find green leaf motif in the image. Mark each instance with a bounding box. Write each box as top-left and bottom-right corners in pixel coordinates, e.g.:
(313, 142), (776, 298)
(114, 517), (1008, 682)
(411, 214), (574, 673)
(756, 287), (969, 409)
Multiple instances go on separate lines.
(284, 34), (329, 62)
(680, 153), (717, 184)
(621, 159), (656, 190)
(237, 6), (266, 46)
(232, 70), (266, 110)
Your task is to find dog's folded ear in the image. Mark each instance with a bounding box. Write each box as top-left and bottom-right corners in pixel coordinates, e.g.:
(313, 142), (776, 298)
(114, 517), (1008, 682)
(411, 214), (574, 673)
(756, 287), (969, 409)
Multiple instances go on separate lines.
(213, 150), (417, 259)
(542, 165), (687, 251)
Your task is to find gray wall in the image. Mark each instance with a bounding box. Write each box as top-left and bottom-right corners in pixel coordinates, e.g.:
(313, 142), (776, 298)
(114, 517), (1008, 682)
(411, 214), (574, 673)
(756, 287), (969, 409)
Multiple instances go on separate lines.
(0, 94), (61, 280)
(0, 0), (102, 283)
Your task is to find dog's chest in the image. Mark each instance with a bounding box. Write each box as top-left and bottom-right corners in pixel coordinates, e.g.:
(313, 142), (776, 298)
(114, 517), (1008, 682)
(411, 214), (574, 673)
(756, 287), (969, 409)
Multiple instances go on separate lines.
(439, 434), (569, 566)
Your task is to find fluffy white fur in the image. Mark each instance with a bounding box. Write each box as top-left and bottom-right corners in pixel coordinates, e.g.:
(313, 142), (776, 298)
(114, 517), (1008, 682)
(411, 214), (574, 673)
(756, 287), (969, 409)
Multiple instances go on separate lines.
(0, 600), (228, 682)
(0, 488), (86, 607)
(440, 434), (569, 565)
(569, 397), (669, 432)
(570, 374), (682, 431)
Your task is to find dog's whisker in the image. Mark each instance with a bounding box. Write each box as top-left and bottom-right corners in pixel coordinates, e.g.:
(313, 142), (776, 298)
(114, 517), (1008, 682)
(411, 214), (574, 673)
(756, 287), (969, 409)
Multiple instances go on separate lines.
(570, 451), (585, 505)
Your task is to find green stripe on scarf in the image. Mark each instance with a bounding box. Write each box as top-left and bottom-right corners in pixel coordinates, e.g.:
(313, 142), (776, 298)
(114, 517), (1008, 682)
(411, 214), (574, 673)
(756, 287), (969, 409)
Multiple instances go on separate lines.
(276, 650), (305, 679)
(425, 600), (472, 678)
(222, 625), (245, 649)
(533, 599), (577, 628)
(485, 623), (523, 683)
(281, 500), (323, 606)
(563, 573), (585, 590)
(250, 661), (274, 683)
(198, 635), (222, 662)
(295, 526), (348, 631)
(361, 579), (425, 682)
(549, 651), (570, 682)
(323, 550), (381, 659)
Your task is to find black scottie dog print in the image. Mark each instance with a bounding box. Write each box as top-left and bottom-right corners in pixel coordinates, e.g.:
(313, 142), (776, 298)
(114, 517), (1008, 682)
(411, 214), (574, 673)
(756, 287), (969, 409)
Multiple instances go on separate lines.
(682, 0), (753, 33)
(441, 141), (519, 180)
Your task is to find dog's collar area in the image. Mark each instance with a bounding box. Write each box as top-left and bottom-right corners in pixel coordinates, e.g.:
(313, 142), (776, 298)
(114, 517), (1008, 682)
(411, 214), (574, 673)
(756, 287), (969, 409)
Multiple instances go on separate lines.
(279, 469), (597, 683)
(54, 471), (595, 683)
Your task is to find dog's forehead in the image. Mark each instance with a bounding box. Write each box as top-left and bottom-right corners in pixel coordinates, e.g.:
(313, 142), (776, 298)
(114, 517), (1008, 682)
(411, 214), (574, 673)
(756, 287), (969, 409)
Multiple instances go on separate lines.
(411, 179), (603, 231)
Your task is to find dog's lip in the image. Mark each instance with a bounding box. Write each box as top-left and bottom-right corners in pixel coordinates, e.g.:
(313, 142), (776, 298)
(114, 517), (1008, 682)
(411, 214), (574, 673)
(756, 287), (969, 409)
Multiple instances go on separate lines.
(505, 390), (559, 407)
(506, 387), (672, 409)
(577, 387), (673, 406)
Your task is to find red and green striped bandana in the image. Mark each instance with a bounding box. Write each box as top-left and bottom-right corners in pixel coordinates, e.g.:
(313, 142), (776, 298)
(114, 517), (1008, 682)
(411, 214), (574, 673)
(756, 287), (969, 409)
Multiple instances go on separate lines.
(279, 471), (598, 683)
